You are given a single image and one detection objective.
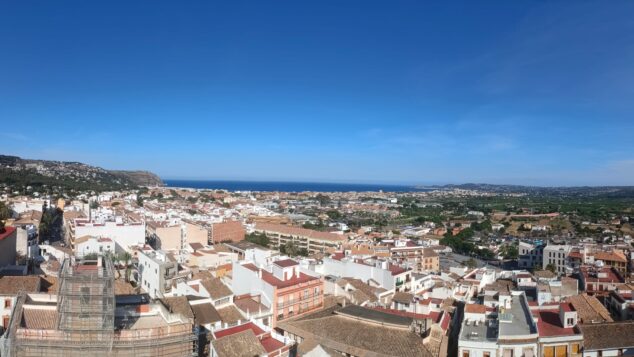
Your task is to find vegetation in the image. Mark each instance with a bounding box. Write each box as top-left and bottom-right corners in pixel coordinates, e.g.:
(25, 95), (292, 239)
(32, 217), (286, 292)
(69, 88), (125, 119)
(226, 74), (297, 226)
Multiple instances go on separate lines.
(0, 202), (11, 221)
(245, 232), (270, 247)
(499, 243), (519, 260)
(280, 241), (308, 257)
(38, 202), (63, 243)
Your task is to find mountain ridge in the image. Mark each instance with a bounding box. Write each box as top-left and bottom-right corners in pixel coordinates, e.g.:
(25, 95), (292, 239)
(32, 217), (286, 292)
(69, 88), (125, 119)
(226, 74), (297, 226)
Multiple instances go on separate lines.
(0, 154), (163, 193)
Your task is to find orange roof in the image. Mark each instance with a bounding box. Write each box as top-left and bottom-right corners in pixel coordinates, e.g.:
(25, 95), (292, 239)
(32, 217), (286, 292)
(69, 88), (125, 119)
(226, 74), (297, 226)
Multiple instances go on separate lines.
(465, 304), (486, 314)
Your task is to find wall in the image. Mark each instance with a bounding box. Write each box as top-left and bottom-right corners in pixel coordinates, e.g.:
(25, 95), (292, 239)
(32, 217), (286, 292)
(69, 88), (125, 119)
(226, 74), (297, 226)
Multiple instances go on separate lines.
(75, 222), (145, 252)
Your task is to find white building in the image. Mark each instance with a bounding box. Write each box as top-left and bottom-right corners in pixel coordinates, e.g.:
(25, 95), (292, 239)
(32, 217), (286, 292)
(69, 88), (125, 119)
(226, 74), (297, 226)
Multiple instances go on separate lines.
(74, 236), (115, 258)
(138, 249), (181, 299)
(70, 218), (145, 252)
(542, 245), (572, 275)
(316, 255), (411, 291)
(459, 292), (539, 357)
(518, 241), (544, 269)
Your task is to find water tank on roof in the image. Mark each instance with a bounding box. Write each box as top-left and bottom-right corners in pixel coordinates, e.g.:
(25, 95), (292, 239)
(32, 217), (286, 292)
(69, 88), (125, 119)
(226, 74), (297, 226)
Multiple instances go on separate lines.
(594, 260), (604, 268)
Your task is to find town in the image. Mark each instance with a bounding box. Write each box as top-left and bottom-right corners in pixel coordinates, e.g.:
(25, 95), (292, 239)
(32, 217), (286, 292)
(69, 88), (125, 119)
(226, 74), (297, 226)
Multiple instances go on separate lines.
(0, 181), (632, 356)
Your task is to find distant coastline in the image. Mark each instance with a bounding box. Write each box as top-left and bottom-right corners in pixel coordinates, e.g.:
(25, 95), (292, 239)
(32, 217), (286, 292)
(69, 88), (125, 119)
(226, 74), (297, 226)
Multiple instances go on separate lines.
(163, 179), (428, 193)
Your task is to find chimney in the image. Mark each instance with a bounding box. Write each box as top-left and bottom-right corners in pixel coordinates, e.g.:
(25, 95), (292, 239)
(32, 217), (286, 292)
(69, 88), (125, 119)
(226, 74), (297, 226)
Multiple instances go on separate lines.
(97, 256), (103, 267)
(258, 269), (262, 279)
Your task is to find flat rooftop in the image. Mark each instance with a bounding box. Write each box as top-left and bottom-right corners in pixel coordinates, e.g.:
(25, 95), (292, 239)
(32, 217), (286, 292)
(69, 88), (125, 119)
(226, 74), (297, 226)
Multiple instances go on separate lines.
(460, 317), (497, 343)
(498, 295), (537, 338)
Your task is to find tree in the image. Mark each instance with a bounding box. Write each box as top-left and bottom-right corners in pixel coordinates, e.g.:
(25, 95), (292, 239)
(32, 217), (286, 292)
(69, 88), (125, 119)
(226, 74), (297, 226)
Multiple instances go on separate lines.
(245, 232), (270, 247)
(118, 251), (133, 282)
(281, 242), (300, 257)
(464, 258), (478, 269)
(136, 195), (144, 207)
(546, 263), (556, 273)
(325, 210), (342, 220)
(0, 201), (11, 221)
(501, 243), (519, 260)
(315, 194), (331, 206)
(89, 200), (99, 209)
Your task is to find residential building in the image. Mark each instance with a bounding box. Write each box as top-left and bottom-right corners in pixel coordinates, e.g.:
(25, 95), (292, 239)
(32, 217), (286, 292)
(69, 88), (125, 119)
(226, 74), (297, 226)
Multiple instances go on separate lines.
(318, 253), (412, 291)
(566, 293), (613, 324)
(277, 304), (442, 357)
(232, 258), (324, 327)
(390, 243), (440, 273)
(188, 246), (237, 270)
(326, 276), (389, 306)
(458, 292), (539, 357)
(605, 283), (634, 321)
(578, 266), (624, 295)
(0, 276), (41, 335)
(254, 223), (347, 254)
(543, 245), (572, 275)
(138, 249), (188, 299)
(74, 236), (115, 258)
(535, 303), (583, 357)
(536, 277), (579, 305)
(210, 321), (293, 357)
(0, 227), (17, 267)
(579, 321), (634, 356)
(210, 220), (245, 243)
(68, 218), (144, 252)
(519, 241), (544, 269)
(569, 248), (629, 276)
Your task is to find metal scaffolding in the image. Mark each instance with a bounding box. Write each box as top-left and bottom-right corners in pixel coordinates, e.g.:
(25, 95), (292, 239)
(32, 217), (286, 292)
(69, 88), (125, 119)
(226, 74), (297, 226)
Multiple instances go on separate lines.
(3, 257), (197, 357)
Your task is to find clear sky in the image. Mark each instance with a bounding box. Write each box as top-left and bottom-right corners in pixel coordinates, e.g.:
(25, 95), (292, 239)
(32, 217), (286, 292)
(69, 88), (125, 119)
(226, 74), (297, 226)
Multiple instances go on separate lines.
(1, 1), (633, 186)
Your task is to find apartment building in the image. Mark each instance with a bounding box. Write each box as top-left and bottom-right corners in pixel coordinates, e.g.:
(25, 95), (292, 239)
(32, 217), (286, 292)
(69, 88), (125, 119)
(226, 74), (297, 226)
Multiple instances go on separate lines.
(459, 293), (585, 357)
(68, 218), (144, 252)
(605, 284), (634, 320)
(543, 245), (572, 275)
(568, 248), (628, 275)
(458, 292), (539, 357)
(138, 249), (189, 299)
(210, 220), (245, 243)
(390, 243), (440, 273)
(518, 241), (544, 269)
(579, 265), (624, 295)
(319, 253), (412, 291)
(74, 236), (114, 258)
(254, 223), (347, 254)
(232, 258), (324, 327)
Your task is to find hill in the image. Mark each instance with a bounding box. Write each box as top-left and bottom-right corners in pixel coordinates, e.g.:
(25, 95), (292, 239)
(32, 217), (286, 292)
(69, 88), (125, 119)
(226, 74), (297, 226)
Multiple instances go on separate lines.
(0, 155), (163, 194)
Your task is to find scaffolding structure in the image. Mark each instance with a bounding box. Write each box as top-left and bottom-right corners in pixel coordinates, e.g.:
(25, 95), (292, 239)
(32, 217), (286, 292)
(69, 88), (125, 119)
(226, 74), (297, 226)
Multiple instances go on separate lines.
(57, 257), (116, 348)
(3, 257), (197, 357)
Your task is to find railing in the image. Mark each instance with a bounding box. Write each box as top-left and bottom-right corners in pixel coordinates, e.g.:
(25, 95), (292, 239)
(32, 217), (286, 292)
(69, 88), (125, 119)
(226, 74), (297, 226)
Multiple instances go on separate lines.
(276, 294), (322, 310)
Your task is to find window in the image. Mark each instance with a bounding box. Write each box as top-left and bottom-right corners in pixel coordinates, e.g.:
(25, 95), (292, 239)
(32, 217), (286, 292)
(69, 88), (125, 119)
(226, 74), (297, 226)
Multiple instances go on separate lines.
(462, 350), (469, 357)
(571, 344), (579, 353)
(483, 353), (490, 357)
(555, 345), (566, 357)
(567, 318), (574, 326)
(80, 287), (90, 305)
(4, 299), (11, 309)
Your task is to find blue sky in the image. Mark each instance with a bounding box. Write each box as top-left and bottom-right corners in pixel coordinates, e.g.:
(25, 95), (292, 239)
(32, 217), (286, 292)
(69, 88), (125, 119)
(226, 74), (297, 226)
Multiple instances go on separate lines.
(1, 1), (634, 186)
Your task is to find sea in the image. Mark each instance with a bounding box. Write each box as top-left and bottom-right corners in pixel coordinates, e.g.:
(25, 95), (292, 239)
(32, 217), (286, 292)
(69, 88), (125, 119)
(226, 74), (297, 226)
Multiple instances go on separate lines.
(163, 179), (429, 193)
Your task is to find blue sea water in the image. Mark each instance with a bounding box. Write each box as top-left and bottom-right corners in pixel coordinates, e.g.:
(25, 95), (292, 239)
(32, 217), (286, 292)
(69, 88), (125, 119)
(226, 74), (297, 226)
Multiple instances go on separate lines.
(164, 179), (427, 193)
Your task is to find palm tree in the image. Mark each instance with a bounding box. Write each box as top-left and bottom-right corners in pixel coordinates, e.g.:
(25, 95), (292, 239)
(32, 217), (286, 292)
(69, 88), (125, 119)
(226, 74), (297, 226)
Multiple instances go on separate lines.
(118, 251), (132, 282)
